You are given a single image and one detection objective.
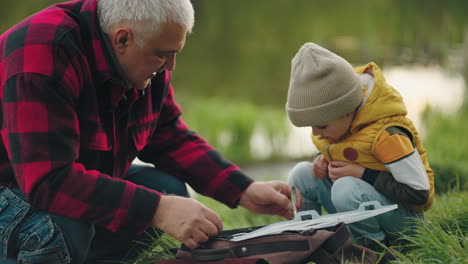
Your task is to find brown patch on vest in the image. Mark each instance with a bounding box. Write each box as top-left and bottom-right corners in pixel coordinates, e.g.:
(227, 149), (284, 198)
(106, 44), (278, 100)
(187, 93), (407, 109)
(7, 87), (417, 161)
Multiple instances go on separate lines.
(343, 147), (359, 161)
(364, 65), (374, 76)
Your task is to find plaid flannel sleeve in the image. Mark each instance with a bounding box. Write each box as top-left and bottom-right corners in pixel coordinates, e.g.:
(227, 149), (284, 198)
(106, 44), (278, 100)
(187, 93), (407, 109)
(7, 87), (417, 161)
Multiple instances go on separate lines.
(138, 84), (254, 208)
(1, 34), (160, 234)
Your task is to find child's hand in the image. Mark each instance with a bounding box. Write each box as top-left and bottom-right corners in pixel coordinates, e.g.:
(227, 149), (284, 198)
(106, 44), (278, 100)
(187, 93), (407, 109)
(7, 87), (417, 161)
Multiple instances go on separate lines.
(328, 161), (365, 182)
(313, 154), (329, 180)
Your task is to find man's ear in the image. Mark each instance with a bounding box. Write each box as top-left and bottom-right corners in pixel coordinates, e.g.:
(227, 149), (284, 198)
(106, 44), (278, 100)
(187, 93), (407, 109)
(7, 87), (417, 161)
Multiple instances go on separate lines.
(111, 28), (133, 54)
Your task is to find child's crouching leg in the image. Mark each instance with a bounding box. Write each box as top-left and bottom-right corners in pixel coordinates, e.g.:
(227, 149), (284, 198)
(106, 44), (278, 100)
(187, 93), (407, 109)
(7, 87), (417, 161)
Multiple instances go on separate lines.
(330, 176), (389, 249)
(287, 161), (335, 215)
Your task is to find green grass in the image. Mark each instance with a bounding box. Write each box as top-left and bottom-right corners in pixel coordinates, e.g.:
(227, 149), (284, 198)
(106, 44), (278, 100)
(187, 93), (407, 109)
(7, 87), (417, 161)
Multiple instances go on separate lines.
(423, 103), (468, 193)
(388, 191), (468, 264)
(126, 233), (179, 264)
(127, 191), (468, 264)
(178, 96), (289, 165)
(192, 195), (286, 230)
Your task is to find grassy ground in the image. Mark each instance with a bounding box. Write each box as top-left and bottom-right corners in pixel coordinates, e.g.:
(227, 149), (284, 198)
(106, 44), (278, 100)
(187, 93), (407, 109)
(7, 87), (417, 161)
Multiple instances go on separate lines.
(127, 191), (467, 264)
(389, 191), (468, 264)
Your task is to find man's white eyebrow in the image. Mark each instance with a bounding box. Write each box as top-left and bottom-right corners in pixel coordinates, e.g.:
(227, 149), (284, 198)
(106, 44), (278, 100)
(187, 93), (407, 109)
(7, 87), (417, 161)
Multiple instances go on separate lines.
(156, 48), (181, 54)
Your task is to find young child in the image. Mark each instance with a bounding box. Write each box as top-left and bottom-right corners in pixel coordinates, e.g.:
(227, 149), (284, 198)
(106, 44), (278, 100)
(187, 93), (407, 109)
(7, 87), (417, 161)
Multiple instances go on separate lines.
(285, 42), (434, 250)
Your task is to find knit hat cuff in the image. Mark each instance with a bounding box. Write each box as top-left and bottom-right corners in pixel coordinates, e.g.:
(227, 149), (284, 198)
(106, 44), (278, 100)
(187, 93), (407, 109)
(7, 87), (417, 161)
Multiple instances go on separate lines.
(286, 81), (362, 127)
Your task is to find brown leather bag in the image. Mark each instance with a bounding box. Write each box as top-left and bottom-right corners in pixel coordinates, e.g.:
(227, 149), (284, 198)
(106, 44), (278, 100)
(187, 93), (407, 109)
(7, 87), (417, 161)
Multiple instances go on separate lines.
(158, 222), (379, 264)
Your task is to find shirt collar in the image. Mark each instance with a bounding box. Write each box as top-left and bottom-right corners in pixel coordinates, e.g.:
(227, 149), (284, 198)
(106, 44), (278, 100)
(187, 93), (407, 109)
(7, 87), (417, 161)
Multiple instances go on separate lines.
(79, 0), (130, 107)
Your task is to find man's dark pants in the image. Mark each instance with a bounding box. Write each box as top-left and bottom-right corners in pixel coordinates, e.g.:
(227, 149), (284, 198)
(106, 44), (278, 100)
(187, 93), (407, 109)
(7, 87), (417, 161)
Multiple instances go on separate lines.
(0, 164), (188, 264)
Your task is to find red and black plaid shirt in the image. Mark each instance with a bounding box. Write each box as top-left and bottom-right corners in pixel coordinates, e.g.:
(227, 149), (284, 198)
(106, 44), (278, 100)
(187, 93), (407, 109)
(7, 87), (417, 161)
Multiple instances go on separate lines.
(0, 0), (253, 234)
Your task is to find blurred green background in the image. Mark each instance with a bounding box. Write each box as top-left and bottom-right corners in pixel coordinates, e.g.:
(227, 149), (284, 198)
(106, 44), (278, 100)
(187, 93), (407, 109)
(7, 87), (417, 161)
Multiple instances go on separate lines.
(2, 2), (467, 262)
(2, 0), (467, 105)
(2, 0), (467, 192)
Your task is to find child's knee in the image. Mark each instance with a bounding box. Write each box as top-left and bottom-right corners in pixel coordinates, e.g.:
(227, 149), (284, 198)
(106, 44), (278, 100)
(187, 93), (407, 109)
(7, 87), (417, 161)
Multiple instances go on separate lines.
(287, 161), (314, 186)
(331, 177), (360, 210)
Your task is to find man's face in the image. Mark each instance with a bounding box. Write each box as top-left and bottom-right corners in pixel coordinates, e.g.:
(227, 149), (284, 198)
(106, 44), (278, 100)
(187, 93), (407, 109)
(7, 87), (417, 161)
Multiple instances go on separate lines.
(312, 112), (354, 142)
(113, 22), (187, 90)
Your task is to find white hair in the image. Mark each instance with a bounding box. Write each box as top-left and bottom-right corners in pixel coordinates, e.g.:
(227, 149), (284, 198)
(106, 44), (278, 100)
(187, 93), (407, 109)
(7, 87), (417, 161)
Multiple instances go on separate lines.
(97, 0), (195, 46)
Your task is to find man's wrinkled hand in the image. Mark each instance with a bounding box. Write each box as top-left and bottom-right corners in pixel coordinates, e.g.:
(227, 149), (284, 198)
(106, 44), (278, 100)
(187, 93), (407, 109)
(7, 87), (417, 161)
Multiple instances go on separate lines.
(239, 181), (301, 220)
(152, 195), (223, 249)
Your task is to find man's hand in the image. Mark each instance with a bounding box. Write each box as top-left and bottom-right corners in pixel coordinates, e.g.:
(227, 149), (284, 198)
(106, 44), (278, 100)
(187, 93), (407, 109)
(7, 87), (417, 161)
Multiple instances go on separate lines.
(152, 195), (223, 249)
(313, 154), (329, 180)
(328, 161), (365, 182)
(239, 181), (301, 220)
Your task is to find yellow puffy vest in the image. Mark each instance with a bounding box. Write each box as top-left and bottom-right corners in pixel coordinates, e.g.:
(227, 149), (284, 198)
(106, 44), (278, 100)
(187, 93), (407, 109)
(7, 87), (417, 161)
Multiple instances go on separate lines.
(312, 63), (434, 212)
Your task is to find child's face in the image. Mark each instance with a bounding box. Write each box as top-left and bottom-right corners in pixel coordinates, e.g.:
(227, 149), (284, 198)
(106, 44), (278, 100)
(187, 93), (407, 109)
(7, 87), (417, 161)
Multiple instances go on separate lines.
(312, 112), (354, 141)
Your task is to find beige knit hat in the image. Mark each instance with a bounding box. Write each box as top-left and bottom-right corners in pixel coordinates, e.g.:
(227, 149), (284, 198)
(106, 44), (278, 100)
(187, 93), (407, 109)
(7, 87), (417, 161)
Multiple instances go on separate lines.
(286, 42), (362, 127)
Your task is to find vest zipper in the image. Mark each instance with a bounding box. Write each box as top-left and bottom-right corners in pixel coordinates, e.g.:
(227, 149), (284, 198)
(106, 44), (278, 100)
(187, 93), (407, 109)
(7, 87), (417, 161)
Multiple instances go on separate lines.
(326, 143), (333, 161)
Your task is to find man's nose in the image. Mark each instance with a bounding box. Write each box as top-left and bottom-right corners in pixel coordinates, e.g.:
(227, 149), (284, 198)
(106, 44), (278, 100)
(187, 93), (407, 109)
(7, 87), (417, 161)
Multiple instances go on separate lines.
(164, 54), (176, 71)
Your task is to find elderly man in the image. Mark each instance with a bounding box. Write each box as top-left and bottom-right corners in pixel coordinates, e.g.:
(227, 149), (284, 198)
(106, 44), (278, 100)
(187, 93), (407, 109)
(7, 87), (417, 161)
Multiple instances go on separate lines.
(0, 0), (297, 263)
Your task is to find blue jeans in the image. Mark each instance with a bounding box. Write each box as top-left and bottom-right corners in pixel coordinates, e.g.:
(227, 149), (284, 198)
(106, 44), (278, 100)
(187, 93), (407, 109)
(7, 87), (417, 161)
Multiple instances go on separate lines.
(287, 161), (421, 247)
(0, 164), (188, 264)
